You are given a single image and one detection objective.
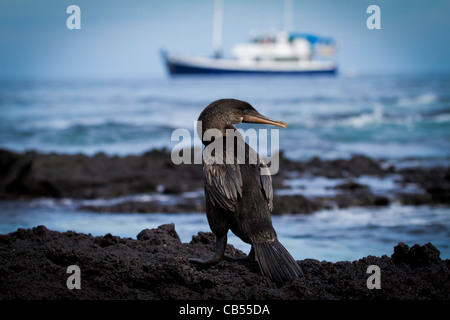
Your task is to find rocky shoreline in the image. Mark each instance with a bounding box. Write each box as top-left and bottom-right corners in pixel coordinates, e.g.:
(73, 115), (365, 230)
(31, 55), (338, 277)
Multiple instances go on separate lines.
(0, 224), (448, 299)
(0, 148), (449, 214)
(1, 148), (449, 300)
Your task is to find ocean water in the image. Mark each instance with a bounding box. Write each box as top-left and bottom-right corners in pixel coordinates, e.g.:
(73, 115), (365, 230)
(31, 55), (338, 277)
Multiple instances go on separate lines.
(0, 197), (448, 262)
(1, 74), (449, 164)
(0, 74), (449, 261)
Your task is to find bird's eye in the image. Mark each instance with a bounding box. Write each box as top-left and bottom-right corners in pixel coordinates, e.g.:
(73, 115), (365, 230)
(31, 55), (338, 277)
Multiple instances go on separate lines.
(244, 109), (249, 113)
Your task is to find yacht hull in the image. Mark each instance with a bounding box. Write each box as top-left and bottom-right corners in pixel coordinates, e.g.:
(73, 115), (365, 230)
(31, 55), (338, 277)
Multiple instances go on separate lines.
(162, 52), (337, 76)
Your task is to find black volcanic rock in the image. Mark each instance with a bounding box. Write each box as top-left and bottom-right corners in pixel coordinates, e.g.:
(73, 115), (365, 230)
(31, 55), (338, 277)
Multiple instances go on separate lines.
(1, 148), (449, 212)
(0, 225), (448, 300)
(0, 148), (203, 199)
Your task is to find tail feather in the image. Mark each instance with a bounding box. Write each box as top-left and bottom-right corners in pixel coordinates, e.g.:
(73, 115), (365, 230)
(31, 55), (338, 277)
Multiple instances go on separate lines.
(253, 239), (303, 283)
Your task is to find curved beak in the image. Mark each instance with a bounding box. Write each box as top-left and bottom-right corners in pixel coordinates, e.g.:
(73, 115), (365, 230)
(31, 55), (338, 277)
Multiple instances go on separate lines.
(243, 111), (287, 128)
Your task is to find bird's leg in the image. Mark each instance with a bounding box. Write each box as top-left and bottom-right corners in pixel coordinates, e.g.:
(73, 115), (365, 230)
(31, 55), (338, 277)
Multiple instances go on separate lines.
(189, 234), (227, 265)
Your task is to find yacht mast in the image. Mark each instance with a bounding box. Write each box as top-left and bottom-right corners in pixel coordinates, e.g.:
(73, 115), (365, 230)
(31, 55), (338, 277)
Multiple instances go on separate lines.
(212, 0), (223, 58)
(284, 0), (293, 32)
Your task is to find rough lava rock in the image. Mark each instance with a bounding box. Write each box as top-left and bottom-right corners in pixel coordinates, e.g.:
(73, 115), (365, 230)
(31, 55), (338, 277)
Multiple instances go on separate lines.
(1, 149), (449, 207)
(1, 149), (449, 215)
(0, 225), (448, 300)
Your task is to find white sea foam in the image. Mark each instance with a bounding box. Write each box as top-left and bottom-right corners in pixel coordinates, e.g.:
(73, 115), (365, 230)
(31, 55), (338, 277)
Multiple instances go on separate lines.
(433, 113), (450, 123)
(342, 106), (384, 128)
(397, 92), (438, 107)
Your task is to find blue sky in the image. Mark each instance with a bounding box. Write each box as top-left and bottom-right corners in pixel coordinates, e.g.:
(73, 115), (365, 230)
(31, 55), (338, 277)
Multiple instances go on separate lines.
(1, 0), (449, 79)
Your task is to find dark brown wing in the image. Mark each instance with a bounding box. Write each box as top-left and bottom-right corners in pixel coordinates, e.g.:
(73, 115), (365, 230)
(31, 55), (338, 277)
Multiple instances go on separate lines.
(203, 152), (242, 212)
(202, 139), (274, 212)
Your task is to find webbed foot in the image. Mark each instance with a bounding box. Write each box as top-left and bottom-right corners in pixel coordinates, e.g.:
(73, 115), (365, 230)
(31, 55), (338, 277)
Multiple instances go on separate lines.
(225, 245), (255, 262)
(188, 256), (223, 265)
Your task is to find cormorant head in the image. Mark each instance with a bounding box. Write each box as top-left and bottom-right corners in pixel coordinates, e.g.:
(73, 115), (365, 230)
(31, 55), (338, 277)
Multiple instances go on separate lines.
(197, 99), (286, 140)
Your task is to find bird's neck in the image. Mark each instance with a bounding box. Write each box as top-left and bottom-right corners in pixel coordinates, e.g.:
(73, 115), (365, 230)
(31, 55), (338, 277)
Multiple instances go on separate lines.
(198, 122), (244, 146)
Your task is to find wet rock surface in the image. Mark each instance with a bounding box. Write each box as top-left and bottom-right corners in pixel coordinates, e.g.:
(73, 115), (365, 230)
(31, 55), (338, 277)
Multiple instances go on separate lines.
(0, 224), (448, 300)
(0, 149), (203, 200)
(1, 149), (448, 214)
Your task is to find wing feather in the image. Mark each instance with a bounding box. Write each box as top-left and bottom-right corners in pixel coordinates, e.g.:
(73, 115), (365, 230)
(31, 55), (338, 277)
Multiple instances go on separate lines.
(203, 153), (242, 212)
(256, 156), (274, 211)
(202, 139), (274, 212)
